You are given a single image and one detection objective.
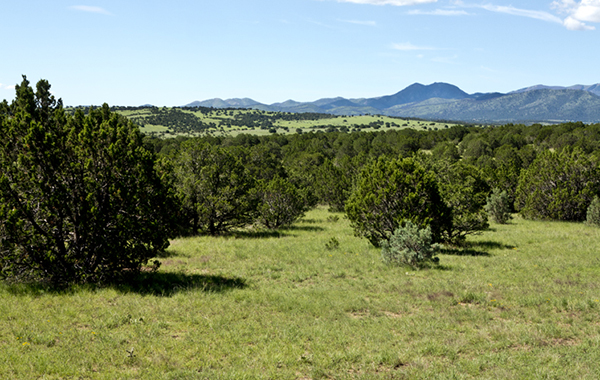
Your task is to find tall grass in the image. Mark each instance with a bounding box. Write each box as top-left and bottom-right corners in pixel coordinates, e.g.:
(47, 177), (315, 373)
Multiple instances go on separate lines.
(2, 208), (600, 379)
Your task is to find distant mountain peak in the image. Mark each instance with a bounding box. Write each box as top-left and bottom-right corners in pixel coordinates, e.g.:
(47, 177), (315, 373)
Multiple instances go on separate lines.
(180, 81), (600, 123)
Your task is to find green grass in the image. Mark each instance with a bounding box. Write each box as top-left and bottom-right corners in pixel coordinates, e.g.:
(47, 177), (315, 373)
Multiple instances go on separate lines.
(3, 209), (600, 379)
(113, 107), (457, 137)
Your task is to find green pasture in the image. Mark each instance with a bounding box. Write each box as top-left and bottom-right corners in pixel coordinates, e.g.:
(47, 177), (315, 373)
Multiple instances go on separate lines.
(113, 107), (459, 136)
(3, 207), (599, 379)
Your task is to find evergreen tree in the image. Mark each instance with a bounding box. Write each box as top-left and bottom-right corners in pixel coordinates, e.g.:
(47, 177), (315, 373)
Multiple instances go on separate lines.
(345, 157), (451, 247)
(0, 77), (175, 285)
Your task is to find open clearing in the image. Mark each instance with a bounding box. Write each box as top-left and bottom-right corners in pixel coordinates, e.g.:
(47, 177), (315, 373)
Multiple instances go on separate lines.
(2, 207), (600, 379)
(113, 107), (461, 137)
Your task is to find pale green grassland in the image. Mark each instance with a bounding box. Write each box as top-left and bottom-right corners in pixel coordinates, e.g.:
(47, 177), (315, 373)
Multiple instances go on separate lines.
(3, 208), (600, 379)
(114, 108), (458, 136)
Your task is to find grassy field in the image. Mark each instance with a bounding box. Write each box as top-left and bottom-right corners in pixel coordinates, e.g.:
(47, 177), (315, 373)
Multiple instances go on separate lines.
(114, 107), (459, 136)
(2, 207), (600, 379)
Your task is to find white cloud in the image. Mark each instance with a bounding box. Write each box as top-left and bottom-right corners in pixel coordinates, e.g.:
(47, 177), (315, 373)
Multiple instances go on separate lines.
(432, 54), (459, 64)
(564, 15), (596, 29)
(339, 19), (377, 26)
(407, 9), (470, 16)
(69, 5), (112, 15)
(335, 0), (437, 6)
(392, 42), (436, 50)
(552, 0), (600, 30)
(476, 4), (563, 24)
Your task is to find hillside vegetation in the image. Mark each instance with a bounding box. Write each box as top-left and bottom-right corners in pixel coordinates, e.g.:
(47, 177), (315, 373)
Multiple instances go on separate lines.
(4, 77), (600, 379)
(106, 106), (457, 137)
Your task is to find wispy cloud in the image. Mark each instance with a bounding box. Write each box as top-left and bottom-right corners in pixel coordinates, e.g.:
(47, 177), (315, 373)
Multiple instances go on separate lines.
(339, 19), (377, 26)
(335, 0), (437, 6)
(552, 0), (600, 30)
(392, 42), (436, 50)
(69, 5), (112, 15)
(308, 19), (336, 29)
(407, 9), (470, 16)
(432, 54), (459, 64)
(0, 83), (15, 90)
(474, 4), (563, 24)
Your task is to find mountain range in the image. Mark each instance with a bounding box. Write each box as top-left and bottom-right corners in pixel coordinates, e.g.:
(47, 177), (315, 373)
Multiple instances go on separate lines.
(184, 82), (600, 124)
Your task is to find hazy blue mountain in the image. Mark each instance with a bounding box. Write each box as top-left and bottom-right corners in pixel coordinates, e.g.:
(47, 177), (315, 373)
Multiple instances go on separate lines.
(182, 82), (600, 123)
(385, 89), (600, 123)
(512, 84), (600, 97)
(357, 82), (470, 110)
(184, 98), (266, 108)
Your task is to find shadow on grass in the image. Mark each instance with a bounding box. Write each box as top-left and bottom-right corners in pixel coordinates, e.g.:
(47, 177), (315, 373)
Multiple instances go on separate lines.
(280, 225), (324, 232)
(3, 272), (248, 297)
(229, 230), (285, 239)
(440, 240), (516, 257)
(155, 249), (189, 259)
(467, 240), (516, 250)
(115, 272), (248, 297)
(440, 247), (491, 257)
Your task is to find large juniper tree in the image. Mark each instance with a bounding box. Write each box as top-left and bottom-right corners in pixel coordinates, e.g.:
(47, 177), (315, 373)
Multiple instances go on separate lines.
(0, 76), (175, 285)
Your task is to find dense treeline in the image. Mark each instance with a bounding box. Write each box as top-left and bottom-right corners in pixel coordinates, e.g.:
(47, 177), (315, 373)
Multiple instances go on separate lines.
(3, 77), (600, 285)
(145, 119), (600, 234)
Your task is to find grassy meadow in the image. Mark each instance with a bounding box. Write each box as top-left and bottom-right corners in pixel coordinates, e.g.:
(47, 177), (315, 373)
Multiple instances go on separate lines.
(115, 108), (459, 136)
(2, 207), (600, 379)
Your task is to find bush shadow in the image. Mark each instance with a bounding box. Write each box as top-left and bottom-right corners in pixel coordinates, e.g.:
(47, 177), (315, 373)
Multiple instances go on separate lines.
(3, 272), (247, 297)
(440, 240), (516, 257)
(115, 272), (248, 297)
(229, 230), (286, 239)
(440, 247), (491, 257)
(466, 241), (516, 250)
(279, 225), (325, 232)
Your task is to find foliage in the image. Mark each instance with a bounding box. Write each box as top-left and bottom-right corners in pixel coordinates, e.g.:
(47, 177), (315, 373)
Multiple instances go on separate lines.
(254, 176), (308, 229)
(345, 157), (451, 246)
(586, 196), (600, 226)
(0, 77), (174, 285)
(313, 159), (352, 212)
(515, 148), (600, 221)
(486, 188), (513, 224)
(431, 160), (490, 244)
(381, 221), (441, 268)
(172, 140), (256, 235)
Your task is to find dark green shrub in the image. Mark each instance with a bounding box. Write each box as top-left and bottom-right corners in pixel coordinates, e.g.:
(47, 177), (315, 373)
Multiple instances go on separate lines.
(173, 141), (256, 235)
(0, 77), (175, 285)
(314, 159), (352, 212)
(254, 176), (307, 229)
(515, 148), (600, 221)
(432, 160), (490, 244)
(586, 196), (600, 226)
(381, 222), (441, 268)
(485, 188), (512, 224)
(345, 157), (451, 247)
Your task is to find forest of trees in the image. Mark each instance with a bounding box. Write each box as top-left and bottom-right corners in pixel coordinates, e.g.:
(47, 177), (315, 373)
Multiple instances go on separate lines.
(3, 77), (600, 285)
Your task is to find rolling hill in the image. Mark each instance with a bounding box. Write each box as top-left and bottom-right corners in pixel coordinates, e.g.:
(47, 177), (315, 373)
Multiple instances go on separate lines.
(183, 82), (600, 124)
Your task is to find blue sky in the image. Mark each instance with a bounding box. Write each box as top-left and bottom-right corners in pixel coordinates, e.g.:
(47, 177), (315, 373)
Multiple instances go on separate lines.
(1, 0), (599, 106)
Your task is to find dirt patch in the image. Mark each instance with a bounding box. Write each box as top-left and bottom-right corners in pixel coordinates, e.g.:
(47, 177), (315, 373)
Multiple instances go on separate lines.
(383, 311), (403, 318)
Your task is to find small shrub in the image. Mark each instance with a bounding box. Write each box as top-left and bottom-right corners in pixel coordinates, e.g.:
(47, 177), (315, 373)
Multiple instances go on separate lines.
(586, 196), (600, 226)
(485, 188), (512, 224)
(381, 222), (441, 268)
(325, 237), (340, 250)
(326, 215), (340, 223)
